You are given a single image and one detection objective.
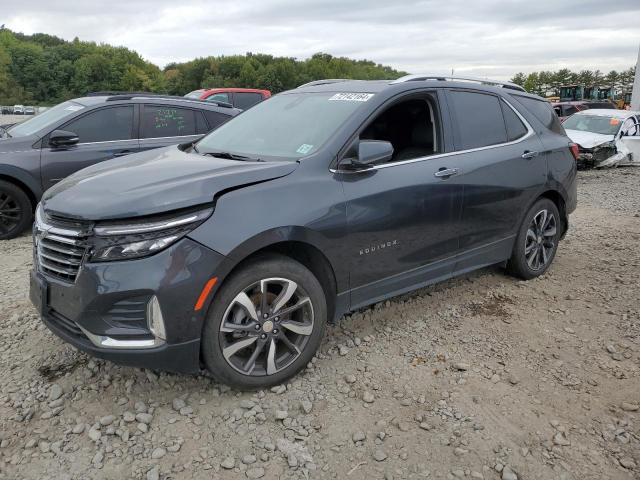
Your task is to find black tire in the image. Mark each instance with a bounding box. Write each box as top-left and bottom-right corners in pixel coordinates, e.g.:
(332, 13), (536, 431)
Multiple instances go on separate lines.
(201, 255), (327, 389)
(507, 198), (561, 280)
(0, 180), (32, 240)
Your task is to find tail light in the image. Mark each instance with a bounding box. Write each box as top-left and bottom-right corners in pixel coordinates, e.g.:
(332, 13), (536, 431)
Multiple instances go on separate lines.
(569, 142), (580, 161)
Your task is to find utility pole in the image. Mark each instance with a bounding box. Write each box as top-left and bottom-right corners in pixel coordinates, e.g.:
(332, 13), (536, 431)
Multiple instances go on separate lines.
(632, 43), (640, 111)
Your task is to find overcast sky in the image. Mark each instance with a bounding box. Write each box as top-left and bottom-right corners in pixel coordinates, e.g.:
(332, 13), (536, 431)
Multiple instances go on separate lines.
(5, 0), (640, 79)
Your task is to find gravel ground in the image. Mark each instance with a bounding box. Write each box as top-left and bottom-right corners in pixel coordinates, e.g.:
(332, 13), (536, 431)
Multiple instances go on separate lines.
(0, 168), (639, 480)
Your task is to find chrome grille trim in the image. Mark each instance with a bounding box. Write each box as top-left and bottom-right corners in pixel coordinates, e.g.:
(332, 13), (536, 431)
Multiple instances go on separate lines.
(34, 206), (89, 283)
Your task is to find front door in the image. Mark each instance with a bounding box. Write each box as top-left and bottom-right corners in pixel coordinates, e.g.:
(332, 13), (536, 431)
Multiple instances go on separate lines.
(338, 93), (463, 309)
(40, 105), (139, 190)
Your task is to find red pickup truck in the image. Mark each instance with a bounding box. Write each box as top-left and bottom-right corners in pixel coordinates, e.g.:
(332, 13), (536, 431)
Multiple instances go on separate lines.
(185, 88), (271, 109)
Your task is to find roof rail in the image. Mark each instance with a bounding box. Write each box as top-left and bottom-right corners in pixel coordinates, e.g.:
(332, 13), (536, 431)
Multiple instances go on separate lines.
(390, 75), (526, 92)
(297, 79), (351, 88)
(87, 92), (234, 109)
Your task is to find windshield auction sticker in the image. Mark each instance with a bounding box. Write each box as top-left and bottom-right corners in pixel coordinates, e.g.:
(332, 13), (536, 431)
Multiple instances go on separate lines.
(329, 93), (374, 102)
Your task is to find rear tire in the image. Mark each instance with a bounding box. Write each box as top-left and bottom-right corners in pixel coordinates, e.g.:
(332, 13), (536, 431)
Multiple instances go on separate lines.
(507, 198), (561, 280)
(201, 255), (326, 389)
(0, 180), (32, 240)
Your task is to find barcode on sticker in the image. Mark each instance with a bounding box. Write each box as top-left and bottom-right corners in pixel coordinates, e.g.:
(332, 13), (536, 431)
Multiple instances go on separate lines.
(329, 93), (374, 102)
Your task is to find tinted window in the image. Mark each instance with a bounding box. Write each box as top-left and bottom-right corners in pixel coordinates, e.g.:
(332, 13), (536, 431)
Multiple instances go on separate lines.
(204, 110), (231, 130)
(501, 101), (528, 141)
(234, 92), (263, 110)
(64, 106), (134, 143)
(449, 91), (507, 150)
(141, 106), (197, 138)
(8, 101), (85, 138)
(195, 111), (209, 134)
(515, 95), (565, 134)
(564, 105), (578, 116)
(206, 93), (230, 103)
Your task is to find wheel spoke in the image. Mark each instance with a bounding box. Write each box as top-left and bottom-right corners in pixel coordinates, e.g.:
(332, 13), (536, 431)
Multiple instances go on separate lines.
(271, 280), (298, 313)
(259, 279), (269, 315)
(233, 291), (258, 321)
(537, 210), (547, 232)
(541, 244), (549, 264)
(220, 322), (254, 333)
(242, 341), (265, 374)
(525, 241), (536, 255)
(0, 196), (9, 210)
(223, 336), (257, 361)
(266, 339), (277, 375)
(276, 297), (311, 318)
(279, 333), (301, 354)
(527, 248), (538, 269)
(280, 319), (313, 336)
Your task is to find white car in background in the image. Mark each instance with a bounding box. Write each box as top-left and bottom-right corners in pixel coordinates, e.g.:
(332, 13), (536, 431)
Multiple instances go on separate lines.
(563, 109), (640, 168)
(13, 105), (24, 115)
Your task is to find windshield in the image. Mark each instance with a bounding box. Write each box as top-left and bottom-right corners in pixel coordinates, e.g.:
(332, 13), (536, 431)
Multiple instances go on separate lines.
(563, 114), (622, 136)
(7, 101), (85, 138)
(196, 92), (370, 159)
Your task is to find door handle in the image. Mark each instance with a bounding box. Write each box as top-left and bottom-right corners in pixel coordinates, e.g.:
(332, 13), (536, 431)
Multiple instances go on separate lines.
(521, 150), (539, 159)
(434, 167), (460, 179)
(113, 150), (132, 158)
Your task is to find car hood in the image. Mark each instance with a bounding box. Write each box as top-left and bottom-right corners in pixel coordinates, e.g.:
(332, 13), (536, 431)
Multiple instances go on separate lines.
(565, 129), (615, 149)
(42, 145), (298, 220)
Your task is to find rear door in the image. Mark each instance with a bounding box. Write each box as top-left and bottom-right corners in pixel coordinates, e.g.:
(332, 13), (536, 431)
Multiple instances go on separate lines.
(443, 89), (546, 272)
(138, 104), (208, 152)
(40, 105), (139, 190)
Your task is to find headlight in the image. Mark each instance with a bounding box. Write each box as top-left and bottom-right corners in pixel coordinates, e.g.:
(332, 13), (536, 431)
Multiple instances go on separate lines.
(90, 207), (213, 261)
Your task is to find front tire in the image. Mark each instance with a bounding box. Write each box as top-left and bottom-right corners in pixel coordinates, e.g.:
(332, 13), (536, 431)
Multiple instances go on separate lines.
(201, 255), (327, 389)
(0, 180), (32, 240)
(507, 198), (561, 280)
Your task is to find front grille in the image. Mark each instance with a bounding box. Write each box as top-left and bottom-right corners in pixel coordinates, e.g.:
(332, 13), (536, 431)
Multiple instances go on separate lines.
(34, 208), (90, 283)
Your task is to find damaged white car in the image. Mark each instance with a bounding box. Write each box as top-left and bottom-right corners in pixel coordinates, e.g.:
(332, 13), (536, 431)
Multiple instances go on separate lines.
(563, 109), (640, 168)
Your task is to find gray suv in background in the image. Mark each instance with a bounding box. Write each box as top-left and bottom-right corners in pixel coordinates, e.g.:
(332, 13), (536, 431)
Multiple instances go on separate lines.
(0, 94), (240, 239)
(32, 76), (578, 388)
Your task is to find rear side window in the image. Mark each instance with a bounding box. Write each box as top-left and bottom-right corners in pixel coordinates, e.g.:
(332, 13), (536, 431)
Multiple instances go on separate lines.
(141, 106), (197, 138)
(64, 106), (134, 143)
(514, 95), (565, 134)
(234, 92), (263, 110)
(206, 92), (230, 103)
(448, 91), (507, 149)
(204, 110), (232, 130)
(501, 101), (528, 141)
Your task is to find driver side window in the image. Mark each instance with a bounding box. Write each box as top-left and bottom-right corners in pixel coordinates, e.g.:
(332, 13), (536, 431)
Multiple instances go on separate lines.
(357, 96), (440, 164)
(622, 117), (639, 136)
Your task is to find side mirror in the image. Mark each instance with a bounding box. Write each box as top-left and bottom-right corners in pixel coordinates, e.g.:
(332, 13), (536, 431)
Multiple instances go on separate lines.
(49, 129), (79, 147)
(339, 140), (394, 171)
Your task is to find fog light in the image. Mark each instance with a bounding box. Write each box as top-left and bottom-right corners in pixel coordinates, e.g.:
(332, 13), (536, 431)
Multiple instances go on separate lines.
(147, 296), (166, 341)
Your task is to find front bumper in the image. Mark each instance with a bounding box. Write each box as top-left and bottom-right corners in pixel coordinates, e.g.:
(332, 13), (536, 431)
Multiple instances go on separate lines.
(31, 237), (227, 373)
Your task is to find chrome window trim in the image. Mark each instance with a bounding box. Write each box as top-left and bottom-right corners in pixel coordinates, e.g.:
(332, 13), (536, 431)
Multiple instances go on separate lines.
(139, 134), (202, 141)
(331, 97), (533, 173)
(70, 138), (139, 147)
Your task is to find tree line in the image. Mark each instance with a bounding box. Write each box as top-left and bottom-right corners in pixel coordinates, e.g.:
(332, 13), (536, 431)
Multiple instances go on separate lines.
(0, 28), (405, 105)
(510, 68), (636, 97)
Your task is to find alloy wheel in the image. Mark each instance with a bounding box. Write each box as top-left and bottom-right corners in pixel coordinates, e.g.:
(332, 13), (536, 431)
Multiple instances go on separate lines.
(0, 191), (22, 237)
(218, 277), (314, 376)
(524, 209), (557, 271)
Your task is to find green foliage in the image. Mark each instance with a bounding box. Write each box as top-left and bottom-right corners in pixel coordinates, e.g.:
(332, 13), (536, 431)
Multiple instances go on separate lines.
(0, 28), (165, 104)
(511, 67), (636, 96)
(0, 28), (405, 104)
